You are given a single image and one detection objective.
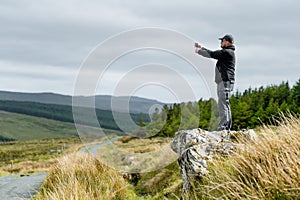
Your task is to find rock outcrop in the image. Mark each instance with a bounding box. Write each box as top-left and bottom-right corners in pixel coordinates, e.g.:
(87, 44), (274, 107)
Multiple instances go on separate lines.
(170, 128), (256, 192)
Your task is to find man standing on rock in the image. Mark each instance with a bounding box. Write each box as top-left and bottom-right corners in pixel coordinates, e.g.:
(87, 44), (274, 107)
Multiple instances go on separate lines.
(195, 34), (236, 131)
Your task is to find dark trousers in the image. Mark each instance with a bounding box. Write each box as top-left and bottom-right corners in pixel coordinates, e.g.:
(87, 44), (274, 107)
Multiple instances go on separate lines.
(217, 81), (234, 131)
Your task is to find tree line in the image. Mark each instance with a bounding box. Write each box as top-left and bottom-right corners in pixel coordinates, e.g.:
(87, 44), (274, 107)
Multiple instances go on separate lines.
(143, 79), (300, 137)
(0, 135), (15, 142)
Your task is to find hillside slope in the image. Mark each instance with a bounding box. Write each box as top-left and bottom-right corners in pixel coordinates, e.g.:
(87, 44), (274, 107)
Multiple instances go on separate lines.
(0, 100), (150, 131)
(0, 111), (78, 141)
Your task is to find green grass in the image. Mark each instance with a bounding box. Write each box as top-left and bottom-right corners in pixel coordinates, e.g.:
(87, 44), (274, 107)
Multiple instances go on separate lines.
(0, 111), (78, 141)
(133, 161), (183, 199)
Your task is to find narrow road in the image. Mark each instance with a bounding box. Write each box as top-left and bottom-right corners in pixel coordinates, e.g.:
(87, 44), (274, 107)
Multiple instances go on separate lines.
(79, 136), (120, 155)
(0, 172), (47, 200)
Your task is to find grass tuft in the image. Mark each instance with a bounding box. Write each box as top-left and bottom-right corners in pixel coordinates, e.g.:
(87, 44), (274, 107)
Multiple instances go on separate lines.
(34, 153), (140, 200)
(197, 115), (300, 199)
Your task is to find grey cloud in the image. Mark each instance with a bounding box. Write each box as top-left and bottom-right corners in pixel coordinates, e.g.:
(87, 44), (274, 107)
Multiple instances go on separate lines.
(0, 0), (136, 67)
(0, 0), (299, 99)
(121, 0), (300, 46)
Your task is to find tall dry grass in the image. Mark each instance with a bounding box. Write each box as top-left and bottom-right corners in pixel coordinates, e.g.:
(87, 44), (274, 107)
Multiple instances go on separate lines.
(197, 115), (300, 199)
(34, 153), (139, 200)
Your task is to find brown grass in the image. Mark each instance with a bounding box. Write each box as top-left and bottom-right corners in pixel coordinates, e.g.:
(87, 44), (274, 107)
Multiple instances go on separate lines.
(31, 116), (300, 199)
(0, 159), (57, 175)
(0, 137), (82, 176)
(197, 115), (300, 199)
(96, 137), (175, 173)
(34, 153), (139, 200)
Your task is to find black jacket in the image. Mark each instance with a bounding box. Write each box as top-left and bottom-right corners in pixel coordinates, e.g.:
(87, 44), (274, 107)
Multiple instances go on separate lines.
(198, 45), (236, 83)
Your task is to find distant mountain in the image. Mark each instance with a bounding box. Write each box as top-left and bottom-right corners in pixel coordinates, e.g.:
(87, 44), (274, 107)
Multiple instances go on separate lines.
(0, 91), (168, 114)
(0, 91), (71, 105)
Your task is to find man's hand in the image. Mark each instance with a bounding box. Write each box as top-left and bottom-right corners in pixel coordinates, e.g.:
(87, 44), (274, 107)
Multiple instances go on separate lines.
(194, 42), (201, 48)
(194, 42), (202, 53)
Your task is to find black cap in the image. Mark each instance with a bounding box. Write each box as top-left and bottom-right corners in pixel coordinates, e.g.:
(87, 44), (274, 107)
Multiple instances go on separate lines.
(219, 34), (234, 43)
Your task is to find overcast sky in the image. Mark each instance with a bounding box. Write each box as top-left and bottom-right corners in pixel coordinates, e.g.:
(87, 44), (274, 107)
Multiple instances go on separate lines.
(1, 0), (300, 103)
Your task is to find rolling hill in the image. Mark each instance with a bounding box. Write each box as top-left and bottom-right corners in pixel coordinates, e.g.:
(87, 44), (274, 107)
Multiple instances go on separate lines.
(0, 111), (77, 141)
(0, 91), (166, 114)
(0, 91), (164, 138)
(0, 111), (124, 141)
(0, 100), (151, 131)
